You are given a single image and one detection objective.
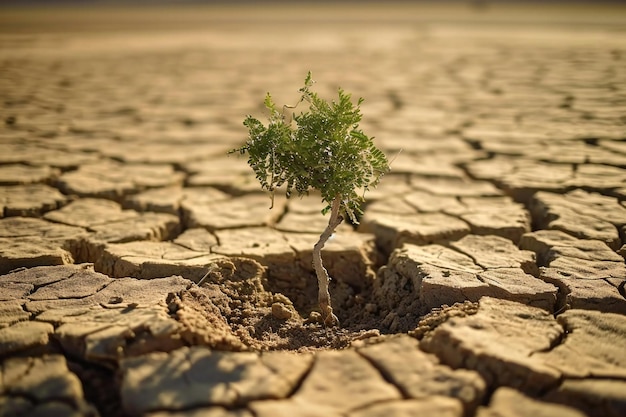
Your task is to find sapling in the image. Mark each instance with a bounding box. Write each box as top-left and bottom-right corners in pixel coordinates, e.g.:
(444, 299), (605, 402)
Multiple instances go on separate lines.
(231, 72), (389, 326)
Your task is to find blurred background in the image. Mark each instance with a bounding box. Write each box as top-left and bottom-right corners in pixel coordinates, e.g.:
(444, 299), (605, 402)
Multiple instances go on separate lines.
(1, 1), (625, 35)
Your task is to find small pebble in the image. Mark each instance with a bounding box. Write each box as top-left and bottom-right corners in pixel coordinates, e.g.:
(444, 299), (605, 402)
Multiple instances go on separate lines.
(271, 302), (292, 320)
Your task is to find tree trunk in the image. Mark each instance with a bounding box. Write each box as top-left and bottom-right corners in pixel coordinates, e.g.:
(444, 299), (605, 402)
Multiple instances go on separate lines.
(312, 196), (343, 326)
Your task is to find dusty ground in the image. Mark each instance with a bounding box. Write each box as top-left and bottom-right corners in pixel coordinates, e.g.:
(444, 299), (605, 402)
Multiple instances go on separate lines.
(1, 2), (625, 417)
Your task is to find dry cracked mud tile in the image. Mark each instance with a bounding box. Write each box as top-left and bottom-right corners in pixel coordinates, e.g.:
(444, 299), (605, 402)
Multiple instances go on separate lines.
(44, 198), (138, 228)
(419, 297), (563, 394)
(499, 162), (575, 203)
(0, 355), (98, 417)
(282, 194), (329, 215)
(476, 387), (587, 417)
(598, 139), (626, 156)
(359, 212), (470, 256)
(382, 135), (472, 156)
(409, 177), (503, 198)
(478, 139), (625, 168)
(0, 266), (129, 359)
(365, 196), (419, 215)
(375, 238), (556, 328)
(395, 192), (531, 243)
(213, 227), (295, 276)
(40, 136), (123, 154)
(451, 197), (531, 243)
(537, 286), (626, 413)
(184, 156), (260, 195)
(449, 234), (537, 275)
(43, 198), (181, 244)
(360, 174), (413, 202)
(475, 267), (557, 310)
(533, 309), (626, 380)
(471, 139), (545, 159)
(531, 189), (626, 249)
(123, 186), (186, 216)
(0, 217), (88, 274)
(357, 335), (485, 414)
(0, 320), (53, 357)
(546, 256), (625, 281)
(26, 267), (113, 302)
(23, 270), (189, 316)
(0, 184), (67, 218)
(540, 267), (626, 314)
(183, 194), (286, 231)
(466, 158), (574, 203)
(402, 191), (465, 214)
(382, 108), (467, 138)
(119, 346), (313, 415)
(0, 300), (30, 326)
(614, 187), (626, 201)
(3, 264), (241, 361)
(0, 277), (34, 303)
(98, 142), (229, 165)
(49, 305), (190, 364)
(0, 264), (95, 289)
(543, 379), (626, 417)
(0, 237), (76, 274)
(89, 211), (180, 243)
(568, 164), (626, 191)
(178, 187), (235, 209)
(463, 157), (518, 183)
(374, 244), (484, 331)
(0, 164), (61, 186)
(540, 207), (619, 250)
(557, 189), (626, 227)
(96, 240), (234, 280)
(173, 227), (219, 252)
(145, 408), (253, 417)
(519, 229), (624, 264)
(385, 153), (466, 179)
(124, 186), (230, 216)
(520, 230), (626, 314)
(546, 142), (626, 168)
(56, 160), (185, 200)
(544, 122), (626, 142)
(347, 397), (464, 417)
(250, 349), (401, 417)
(0, 142), (100, 169)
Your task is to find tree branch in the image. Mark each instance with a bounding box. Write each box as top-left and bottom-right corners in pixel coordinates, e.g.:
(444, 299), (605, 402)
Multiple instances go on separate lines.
(312, 196), (343, 326)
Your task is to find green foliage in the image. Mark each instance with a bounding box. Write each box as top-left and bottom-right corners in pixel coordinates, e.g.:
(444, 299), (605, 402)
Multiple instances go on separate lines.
(232, 72), (389, 223)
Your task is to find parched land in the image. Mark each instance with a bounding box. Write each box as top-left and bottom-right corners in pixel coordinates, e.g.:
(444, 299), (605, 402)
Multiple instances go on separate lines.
(1, 3), (625, 417)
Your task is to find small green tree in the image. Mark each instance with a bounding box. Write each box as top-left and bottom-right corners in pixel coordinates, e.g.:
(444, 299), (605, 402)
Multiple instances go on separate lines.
(232, 72), (389, 326)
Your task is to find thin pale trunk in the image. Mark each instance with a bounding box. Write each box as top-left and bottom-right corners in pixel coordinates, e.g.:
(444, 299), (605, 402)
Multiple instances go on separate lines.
(312, 196), (343, 326)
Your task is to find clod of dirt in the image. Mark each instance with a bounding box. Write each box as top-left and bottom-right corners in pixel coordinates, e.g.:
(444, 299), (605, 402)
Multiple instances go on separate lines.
(271, 302), (293, 320)
(410, 301), (479, 340)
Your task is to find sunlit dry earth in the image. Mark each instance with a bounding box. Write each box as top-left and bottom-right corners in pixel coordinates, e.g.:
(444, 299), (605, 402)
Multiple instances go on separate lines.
(1, 2), (625, 416)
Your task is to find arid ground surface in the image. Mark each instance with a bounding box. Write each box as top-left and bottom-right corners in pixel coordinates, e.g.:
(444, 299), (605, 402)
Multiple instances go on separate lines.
(1, 2), (626, 416)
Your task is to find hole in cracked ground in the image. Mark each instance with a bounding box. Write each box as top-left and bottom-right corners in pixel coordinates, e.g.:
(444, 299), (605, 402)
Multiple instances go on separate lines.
(197, 259), (393, 351)
(617, 280), (626, 300)
(138, 235), (413, 352)
(67, 359), (124, 417)
(209, 256), (429, 351)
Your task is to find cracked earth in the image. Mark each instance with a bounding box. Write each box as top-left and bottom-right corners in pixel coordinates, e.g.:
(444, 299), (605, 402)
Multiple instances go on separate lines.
(1, 3), (626, 417)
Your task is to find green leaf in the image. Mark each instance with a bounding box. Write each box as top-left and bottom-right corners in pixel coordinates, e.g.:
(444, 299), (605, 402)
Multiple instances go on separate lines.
(230, 72), (390, 220)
